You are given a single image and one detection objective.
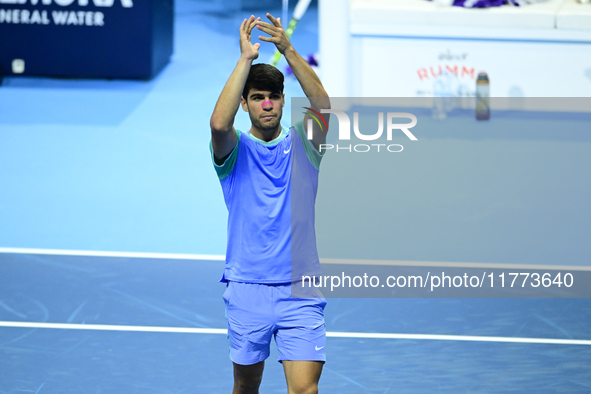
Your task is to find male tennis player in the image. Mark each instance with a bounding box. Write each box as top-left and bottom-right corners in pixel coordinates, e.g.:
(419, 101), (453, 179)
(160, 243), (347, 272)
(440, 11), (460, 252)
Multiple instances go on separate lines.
(209, 13), (330, 394)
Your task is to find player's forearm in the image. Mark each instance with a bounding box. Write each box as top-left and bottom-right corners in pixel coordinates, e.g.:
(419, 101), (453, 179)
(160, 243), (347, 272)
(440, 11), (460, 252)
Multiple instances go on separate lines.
(284, 47), (330, 109)
(210, 57), (253, 133)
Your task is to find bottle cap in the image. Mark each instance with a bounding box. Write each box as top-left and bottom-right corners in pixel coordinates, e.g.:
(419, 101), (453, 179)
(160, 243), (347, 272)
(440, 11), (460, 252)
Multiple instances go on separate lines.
(477, 72), (489, 84)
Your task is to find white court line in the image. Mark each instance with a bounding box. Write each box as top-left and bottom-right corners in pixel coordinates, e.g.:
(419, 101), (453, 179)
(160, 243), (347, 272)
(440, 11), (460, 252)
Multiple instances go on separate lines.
(1, 247), (590, 271)
(1, 321), (590, 346)
(0, 247), (225, 261)
(319, 258), (591, 272)
(0, 321), (227, 335)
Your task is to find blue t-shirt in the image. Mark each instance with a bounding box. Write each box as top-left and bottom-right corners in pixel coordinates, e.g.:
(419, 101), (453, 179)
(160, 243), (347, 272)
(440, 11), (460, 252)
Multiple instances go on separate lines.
(210, 121), (323, 284)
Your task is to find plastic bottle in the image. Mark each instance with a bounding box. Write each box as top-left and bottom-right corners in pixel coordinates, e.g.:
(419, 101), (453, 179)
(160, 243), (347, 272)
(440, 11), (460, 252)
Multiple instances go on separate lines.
(476, 72), (490, 121)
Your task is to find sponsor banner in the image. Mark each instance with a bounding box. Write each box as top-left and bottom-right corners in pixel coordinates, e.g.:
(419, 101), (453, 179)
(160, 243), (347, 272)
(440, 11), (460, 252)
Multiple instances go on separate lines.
(0, 0), (132, 26)
(355, 38), (591, 97)
(0, 0), (172, 79)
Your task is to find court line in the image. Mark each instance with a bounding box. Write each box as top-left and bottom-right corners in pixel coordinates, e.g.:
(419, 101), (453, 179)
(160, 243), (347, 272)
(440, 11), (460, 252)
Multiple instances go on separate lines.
(1, 247), (591, 271)
(0, 247), (225, 261)
(0, 321), (227, 335)
(319, 258), (591, 272)
(1, 321), (590, 346)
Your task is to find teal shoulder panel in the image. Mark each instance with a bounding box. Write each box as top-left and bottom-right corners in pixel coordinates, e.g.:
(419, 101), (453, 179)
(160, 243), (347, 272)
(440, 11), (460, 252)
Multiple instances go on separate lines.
(293, 120), (325, 171)
(210, 129), (241, 180)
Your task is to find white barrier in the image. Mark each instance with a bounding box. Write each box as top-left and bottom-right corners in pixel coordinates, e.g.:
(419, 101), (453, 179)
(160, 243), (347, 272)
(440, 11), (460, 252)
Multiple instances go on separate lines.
(319, 0), (591, 98)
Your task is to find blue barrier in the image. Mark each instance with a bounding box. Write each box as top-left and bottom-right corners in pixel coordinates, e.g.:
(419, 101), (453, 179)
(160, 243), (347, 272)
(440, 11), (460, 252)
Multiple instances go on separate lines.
(0, 0), (173, 79)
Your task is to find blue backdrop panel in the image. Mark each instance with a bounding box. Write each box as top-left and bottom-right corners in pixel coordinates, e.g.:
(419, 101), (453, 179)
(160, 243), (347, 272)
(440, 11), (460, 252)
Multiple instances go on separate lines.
(0, 0), (173, 79)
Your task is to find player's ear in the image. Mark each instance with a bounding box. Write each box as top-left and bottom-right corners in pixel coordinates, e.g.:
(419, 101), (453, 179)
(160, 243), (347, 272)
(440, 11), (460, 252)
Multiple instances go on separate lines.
(241, 97), (248, 112)
(282, 93), (285, 107)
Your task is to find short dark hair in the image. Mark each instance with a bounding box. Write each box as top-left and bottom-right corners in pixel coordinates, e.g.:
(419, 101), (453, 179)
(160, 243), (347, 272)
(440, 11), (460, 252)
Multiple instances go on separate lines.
(242, 63), (284, 100)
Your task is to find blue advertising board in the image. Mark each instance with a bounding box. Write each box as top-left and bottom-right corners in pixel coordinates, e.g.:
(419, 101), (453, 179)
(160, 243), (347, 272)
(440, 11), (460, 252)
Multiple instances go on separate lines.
(0, 0), (173, 79)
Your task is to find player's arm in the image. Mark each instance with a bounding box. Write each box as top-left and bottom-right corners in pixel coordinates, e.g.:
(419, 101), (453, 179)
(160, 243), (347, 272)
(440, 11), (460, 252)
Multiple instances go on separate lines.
(210, 15), (261, 162)
(256, 14), (330, 152)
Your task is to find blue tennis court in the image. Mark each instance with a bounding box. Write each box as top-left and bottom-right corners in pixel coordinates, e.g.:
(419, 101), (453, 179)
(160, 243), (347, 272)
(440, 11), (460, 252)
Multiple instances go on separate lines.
(1, 0), (591, 392)
(1, 251), (590, 392)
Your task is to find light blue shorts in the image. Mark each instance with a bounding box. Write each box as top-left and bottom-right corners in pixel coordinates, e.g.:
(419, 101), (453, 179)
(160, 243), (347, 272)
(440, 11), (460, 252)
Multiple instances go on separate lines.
(223, 281), (327, 365)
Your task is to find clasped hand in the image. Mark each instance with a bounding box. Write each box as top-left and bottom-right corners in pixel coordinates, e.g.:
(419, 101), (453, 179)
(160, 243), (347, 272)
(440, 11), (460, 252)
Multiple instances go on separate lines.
(239, 13), (292, 61)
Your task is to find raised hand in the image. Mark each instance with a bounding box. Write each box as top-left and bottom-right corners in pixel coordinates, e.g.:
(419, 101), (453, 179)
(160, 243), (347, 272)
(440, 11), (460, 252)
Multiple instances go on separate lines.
(256, 13), (293, 55)
(240, 15), (261, 61)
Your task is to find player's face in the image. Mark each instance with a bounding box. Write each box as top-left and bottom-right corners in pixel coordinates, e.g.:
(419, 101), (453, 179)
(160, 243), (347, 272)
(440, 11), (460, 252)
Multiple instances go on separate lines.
(243, 89), (285, 132)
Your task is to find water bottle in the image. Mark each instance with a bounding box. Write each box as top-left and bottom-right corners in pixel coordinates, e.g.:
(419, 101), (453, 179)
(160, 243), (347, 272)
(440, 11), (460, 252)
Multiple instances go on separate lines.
(476, 72), (490, 121)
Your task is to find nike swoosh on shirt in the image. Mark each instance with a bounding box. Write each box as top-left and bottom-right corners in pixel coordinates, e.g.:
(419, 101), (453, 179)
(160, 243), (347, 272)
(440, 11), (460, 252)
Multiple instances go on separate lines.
(315, 346), (325, 351)
(284, 146), (291, 154)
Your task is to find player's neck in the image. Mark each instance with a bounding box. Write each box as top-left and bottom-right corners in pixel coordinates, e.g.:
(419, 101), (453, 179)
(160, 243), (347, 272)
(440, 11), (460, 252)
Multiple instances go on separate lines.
(249, 124), (283, 142)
